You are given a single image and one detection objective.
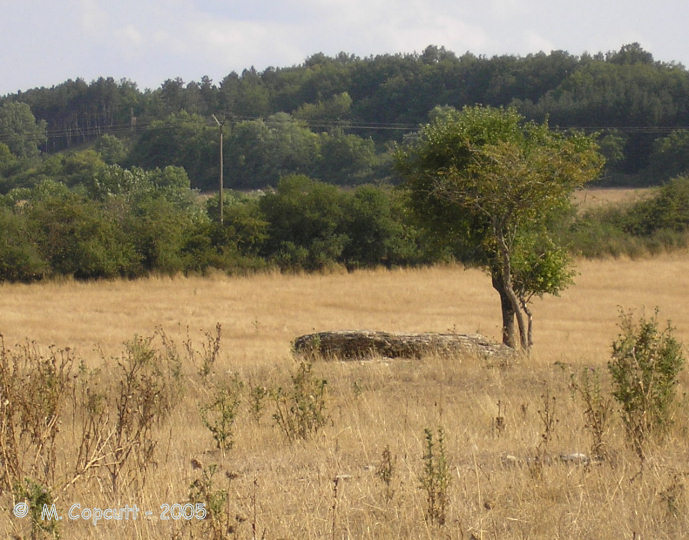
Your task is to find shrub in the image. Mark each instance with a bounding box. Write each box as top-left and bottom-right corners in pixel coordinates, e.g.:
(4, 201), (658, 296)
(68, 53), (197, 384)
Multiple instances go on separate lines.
(24, 186), (138, 278)
(567, 177), (689, 258)
(0, 207), (47, 281)
(608, 309), (685, 461)
(259, 175), (349, 270)
(272, 361), (328, 441)
(200, 375), (243, 454)
(342, 185), (414, 268)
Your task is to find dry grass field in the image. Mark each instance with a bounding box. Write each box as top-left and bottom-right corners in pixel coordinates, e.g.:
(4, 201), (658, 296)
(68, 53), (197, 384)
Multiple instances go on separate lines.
(1, 250), (689, 538)
(572, 186), (654, 212)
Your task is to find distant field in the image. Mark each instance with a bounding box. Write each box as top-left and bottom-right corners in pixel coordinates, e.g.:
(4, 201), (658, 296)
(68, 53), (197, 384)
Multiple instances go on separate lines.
(0, 251), (686, 363)
(573, 186), (654, 211)
(2, 253), (689, 538)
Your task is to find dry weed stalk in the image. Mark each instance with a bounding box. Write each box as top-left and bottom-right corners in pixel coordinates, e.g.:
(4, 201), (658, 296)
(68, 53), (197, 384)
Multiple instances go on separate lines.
(420, 427), (451, 526)
(186, 322), (222, 377)
(536, 390), (558, 462)
(106, 335), (181, 494)
(493, 400), (506, 437)
(376, 444), (396, 502)
(570, 367), (613, 461)
(0, 337), (74, 492)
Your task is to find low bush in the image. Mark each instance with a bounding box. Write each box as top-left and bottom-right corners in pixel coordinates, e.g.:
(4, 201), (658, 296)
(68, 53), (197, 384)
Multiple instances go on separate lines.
(272, 361), (328, 441)
(608, 309), (685, 462)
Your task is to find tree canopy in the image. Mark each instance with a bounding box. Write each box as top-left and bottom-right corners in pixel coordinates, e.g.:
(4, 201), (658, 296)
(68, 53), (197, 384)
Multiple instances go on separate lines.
(395, 105), (604, 350)
(0, 102), (46, 158)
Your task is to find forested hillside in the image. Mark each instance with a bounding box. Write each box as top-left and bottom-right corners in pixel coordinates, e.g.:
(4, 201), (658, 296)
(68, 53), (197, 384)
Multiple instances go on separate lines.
(2, 43), (689, 282)
(3, 43), (689, 191)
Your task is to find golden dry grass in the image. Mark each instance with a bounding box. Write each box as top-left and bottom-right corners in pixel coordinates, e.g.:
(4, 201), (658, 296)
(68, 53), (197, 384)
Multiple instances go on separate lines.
(573, 186), (653, 212)
(2, 252), (689, 538)
(0, 251), (686, 364)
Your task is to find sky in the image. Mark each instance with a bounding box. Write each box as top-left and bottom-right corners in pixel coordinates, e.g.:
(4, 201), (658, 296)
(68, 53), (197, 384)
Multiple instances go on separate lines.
(1, 0), (688, 96)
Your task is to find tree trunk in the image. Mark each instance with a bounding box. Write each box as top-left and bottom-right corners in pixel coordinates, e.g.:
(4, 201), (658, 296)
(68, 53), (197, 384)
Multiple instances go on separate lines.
(505, 285), (528, 350)
(493, 273), (516, 348)
(526, 310), (533, 349)
(521, 299), (534, 349)
(494, 230), (529, 351)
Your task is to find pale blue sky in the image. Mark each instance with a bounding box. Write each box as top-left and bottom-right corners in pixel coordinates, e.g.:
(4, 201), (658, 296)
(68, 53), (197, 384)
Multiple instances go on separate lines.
(1, 0), (686, 95)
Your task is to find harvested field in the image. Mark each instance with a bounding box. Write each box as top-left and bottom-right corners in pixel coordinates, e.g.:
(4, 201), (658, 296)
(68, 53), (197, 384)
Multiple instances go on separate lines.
(1, 252), (688, 538)
(573, 186), (653, 211)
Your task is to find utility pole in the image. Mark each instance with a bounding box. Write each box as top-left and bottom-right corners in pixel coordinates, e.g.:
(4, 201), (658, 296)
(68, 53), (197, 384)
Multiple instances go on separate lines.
(212, 114), (225, 224)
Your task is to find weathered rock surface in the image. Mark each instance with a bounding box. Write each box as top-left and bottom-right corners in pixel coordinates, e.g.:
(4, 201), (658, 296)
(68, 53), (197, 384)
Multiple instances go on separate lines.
(292, 330), (516, 361)
(500, 452), (600, 468)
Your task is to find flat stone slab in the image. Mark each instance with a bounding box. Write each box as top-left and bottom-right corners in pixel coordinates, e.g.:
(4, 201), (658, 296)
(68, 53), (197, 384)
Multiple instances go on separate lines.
(292, 330), (516, 361)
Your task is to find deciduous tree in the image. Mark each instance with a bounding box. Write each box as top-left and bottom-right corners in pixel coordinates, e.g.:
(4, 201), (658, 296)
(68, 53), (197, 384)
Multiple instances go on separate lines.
(0, 102), (46, 158)
(395, 105), (604, 350)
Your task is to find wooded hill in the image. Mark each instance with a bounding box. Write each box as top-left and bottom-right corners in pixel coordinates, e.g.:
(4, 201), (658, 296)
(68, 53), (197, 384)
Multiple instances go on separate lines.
(2, 44), (689, 282)
(3, 43), (689, 190)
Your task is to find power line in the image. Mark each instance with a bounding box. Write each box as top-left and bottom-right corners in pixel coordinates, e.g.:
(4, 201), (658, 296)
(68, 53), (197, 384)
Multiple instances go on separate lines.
(4, 115), (689, 148)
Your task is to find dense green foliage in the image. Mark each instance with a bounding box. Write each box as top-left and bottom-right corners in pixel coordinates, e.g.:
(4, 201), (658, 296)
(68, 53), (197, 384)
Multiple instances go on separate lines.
(0, 163), (434, 281)
(257, 175), (424, 270)
(0, 102), (46, 158)
(2, 43), (689, 191)
(1, 154), (689, 283)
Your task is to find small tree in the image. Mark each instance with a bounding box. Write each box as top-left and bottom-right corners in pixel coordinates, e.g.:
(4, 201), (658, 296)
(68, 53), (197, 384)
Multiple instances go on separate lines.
(395, 106), (604, 350)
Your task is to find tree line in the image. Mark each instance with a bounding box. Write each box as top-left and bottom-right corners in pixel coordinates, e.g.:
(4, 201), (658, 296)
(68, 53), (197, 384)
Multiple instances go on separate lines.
(1, 127), (688, 286)
(0, 166), (438, 281)
(3, 43), (689, 190)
